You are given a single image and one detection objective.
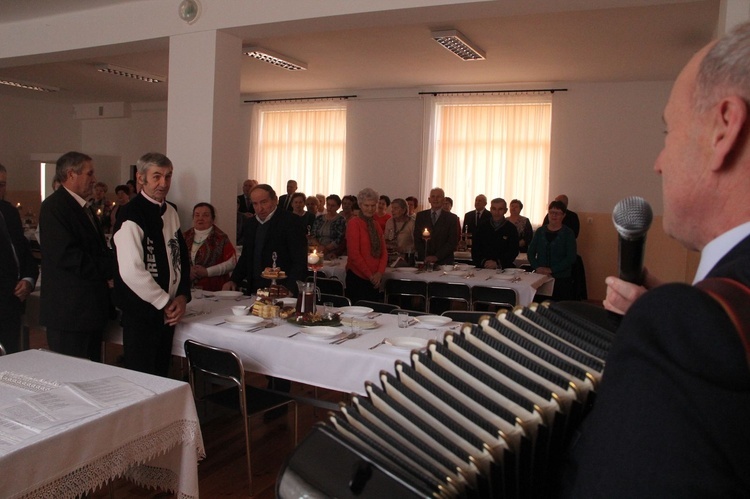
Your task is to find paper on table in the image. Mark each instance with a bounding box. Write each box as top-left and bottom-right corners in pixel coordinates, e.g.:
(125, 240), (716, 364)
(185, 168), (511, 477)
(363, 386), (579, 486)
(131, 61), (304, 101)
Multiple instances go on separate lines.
(0, 386), (103, 433)
(67, 376), (155, 407)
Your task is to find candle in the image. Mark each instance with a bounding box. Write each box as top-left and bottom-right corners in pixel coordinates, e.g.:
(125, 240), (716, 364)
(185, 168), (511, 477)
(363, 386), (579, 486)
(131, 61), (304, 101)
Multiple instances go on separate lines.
(96, 208), (102, 216)
(112, 201), (116, 206)
(307, 250), (320, 265)
(422, 228), (430, 238)
(16, 202), (21, 209)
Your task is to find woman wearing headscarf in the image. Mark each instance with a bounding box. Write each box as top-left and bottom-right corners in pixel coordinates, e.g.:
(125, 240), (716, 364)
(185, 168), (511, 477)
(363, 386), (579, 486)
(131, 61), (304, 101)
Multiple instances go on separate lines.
(345, 188), (387, 303)
(183, 202), (237, 291)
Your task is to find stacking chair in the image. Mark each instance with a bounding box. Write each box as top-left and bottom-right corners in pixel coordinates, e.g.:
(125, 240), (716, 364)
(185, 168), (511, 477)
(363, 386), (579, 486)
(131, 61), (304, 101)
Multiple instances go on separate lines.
(471, 285), (518, 312)
(427, 281), (470, 315)
(318, 293), (351, 308)
(384, 278), (428, 311)
(389, 308), (430, 317)
(306, 268), (328, 279)
(184, 339), (297, 497)
(308, 276), (345, 297)
(355, 300), (399, 314)
(440, 310), (492, 323)
(0, 342), (6, 356)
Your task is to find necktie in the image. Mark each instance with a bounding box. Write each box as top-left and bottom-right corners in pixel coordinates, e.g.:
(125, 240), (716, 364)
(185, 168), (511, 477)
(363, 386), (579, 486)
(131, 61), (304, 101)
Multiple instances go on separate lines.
(476, 211), (479, 226)
(84, 204), (101, 233)
(431, 211), (437, 224)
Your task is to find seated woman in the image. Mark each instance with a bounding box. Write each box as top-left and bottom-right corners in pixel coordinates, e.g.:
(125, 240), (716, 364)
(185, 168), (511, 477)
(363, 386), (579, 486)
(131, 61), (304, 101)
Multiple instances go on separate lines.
(384, 198), (415, 265)
(291, 192), (316, 234)
(310, 194), (347, 258)
(341, 194), (358, 222)
(527, 200), (577, 300)
(346, 188), (387, 304)
(183, 202), (237, 291)
(508, 198), (534, 252)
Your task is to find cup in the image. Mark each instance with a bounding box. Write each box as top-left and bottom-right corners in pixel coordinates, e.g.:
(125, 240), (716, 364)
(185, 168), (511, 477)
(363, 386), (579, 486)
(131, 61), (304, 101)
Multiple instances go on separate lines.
(397, 311), (409, 328)
(323, 302), (334, 317)
(426, 262), (434, 272)
(231, 305), (250, 316)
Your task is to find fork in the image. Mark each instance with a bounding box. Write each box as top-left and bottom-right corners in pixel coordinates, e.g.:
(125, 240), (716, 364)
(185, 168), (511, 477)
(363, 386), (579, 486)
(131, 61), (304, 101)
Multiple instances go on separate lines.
(331, 332), (358, 344)
(369, 338), (387, 350)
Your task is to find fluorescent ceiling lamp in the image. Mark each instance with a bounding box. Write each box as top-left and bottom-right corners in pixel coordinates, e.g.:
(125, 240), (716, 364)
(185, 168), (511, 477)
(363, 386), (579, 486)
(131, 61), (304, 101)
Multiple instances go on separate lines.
(242, 46), (307, 71)
(431, 29), (485, 61)
(0, 77), (59, 92)
(96, 64), (165, 83)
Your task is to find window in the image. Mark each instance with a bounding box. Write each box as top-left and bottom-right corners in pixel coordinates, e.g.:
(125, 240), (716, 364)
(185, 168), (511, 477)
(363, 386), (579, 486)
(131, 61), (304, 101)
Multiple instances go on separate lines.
(424, 93), (552, 224)
(250, 101), (346, 199)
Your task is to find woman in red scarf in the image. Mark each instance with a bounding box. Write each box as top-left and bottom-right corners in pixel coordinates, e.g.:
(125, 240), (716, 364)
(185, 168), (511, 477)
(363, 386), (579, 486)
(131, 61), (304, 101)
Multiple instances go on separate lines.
(345, 188), (387, 304)
(183, 202), (237, 291)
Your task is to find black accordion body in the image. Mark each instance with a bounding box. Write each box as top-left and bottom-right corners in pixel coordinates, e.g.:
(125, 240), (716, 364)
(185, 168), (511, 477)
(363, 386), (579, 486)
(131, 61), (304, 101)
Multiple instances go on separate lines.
(277, 303), (615, 498)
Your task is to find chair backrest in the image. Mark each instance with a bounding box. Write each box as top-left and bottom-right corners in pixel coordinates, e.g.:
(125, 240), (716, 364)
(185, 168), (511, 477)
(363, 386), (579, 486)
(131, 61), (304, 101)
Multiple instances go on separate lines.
(319, 293), (351, 308)
(389, 308), (430, 317)
(440, 310), (492, 323)
(0, 342), (6, 356)
(355, 300), (399, 313)
(471, 285), (518, 311)
(307, 269), (328, 279)
(384, 278), (428, 310)
(309, 276), (345, 296)
(184, 339), (244, 389)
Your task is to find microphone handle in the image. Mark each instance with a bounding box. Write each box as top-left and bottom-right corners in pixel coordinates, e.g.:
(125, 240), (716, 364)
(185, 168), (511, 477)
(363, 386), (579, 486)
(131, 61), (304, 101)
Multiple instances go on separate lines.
(618, 235), (646, 285)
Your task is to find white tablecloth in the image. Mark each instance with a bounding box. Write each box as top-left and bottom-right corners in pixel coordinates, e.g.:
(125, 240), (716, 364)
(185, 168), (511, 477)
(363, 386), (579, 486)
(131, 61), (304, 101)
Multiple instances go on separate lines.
(383, 267), (553, 306)
(0, 350), (204, 499)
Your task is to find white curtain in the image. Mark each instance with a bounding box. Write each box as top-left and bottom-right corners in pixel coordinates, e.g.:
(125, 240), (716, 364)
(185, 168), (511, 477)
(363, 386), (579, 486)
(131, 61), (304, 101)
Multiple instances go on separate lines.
(250, 101), (347, 198)
(424, 93), (552, 225)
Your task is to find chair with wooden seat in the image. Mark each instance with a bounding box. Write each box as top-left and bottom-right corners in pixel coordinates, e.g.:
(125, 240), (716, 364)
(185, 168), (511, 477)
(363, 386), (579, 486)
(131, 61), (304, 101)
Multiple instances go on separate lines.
(184, 339), (297, 497)
(355, 300), (399, 314)
(471, 285), (518, 312)
(427, 281), (471, 315)
(384, 278), (428, 311)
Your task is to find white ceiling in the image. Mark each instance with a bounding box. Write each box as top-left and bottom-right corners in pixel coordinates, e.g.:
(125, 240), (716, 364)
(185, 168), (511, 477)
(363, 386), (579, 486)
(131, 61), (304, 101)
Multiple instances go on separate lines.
(0, 0), (720, 104)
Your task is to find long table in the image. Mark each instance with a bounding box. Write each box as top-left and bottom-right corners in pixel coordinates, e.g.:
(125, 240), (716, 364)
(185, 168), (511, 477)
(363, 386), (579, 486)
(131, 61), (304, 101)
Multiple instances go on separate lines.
(0, 350), (204, 499)
(383, 267), (553, 306)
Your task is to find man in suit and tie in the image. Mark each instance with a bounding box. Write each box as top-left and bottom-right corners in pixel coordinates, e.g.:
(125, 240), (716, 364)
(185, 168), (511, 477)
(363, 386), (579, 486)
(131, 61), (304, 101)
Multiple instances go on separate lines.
(277, 179), (298, 212)
(236, 178), (257, 242)
(0, 164), (38, 354)
(462, 194), (490, 235)
(563, 22), (750, 497)
(413, 187), (460, 266)
(39, 152), (113, 361)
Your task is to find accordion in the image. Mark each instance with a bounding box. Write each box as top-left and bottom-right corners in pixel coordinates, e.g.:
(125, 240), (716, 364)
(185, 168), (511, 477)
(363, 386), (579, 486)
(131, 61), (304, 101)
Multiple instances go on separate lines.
(277, 303), (614, 498)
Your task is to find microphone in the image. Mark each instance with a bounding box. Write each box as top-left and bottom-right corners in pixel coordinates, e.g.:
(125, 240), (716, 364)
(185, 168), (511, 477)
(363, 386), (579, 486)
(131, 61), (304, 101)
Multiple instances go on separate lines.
(612, 196), (653, 285)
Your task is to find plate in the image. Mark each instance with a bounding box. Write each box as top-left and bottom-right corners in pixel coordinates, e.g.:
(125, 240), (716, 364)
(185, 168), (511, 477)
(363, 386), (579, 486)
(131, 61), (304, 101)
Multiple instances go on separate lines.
(223, 315), (264, 329)
(417, 315), (452, 326)
(339, 306), (374, 316)
(503, 268), (526, 274)
(455, 264), (475, 271)
(214, 290), (244, 299)
(286, 316), (342, 327)
(301, 326), (342, 340)
(445, 270), (467, 276)
(340, 317), (379, 329)
(393, 267), (418, 273)
(491, 274), (516, 281)
(385, 337), (429, 349)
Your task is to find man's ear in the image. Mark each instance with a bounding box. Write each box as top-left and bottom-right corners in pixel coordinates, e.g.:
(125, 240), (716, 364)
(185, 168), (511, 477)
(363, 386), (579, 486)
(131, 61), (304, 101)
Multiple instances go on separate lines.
(709, 95), (748, 171)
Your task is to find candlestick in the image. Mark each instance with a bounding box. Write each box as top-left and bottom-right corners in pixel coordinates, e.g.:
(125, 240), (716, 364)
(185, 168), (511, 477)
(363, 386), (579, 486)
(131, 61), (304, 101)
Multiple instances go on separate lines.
(307, 250), (320, 265)
(422, 228), (430, 238)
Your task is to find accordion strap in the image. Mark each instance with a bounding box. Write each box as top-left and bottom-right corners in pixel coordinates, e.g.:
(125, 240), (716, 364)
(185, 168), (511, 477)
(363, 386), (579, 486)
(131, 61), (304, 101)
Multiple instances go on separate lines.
(696, 277), (750, 368)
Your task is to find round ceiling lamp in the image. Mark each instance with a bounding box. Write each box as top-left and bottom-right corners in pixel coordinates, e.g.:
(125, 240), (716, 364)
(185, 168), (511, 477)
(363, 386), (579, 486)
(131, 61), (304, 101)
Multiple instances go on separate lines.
(178, 0), (201, 24)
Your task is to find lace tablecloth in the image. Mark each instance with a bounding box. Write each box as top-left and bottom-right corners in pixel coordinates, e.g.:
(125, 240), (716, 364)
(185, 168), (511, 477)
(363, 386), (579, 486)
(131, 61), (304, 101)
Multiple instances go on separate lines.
(0, 350), (204, 499)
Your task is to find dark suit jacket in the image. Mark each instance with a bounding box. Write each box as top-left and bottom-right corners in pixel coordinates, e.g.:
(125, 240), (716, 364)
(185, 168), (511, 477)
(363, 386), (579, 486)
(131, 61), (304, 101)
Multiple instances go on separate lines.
(237, 194), (254, 215)
(413, 209), (459, 265)
(462, 209), (491, 236)
(562, 234), (750, 497)
(0, 200), (38, 318)
(39, 187), (113, 331)
(230, 208), (307, 294)
(277, 194), (295, 212)
(543, 209), (580, 238)
(471, 218), (519, 269)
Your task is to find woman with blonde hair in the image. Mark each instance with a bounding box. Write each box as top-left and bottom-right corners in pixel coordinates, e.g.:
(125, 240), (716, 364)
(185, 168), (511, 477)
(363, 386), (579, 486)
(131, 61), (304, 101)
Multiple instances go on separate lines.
(345, 188), (387, 303)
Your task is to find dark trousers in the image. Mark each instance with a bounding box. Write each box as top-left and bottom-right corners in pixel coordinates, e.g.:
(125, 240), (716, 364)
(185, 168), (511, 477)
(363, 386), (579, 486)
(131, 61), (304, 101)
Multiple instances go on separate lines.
(123, 319), (175, 377)
(0, 309), (22, 354)
(46, 327), (103, 362)
(345, 270), (382, 305)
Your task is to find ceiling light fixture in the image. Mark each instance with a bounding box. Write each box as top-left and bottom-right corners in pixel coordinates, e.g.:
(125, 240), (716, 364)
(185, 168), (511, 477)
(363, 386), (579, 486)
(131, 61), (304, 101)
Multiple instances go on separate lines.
(431, 29), (485, 61)
(96, 64), (165, 83)
(242, 46), (307, 71)
(0, 77), (59, 92)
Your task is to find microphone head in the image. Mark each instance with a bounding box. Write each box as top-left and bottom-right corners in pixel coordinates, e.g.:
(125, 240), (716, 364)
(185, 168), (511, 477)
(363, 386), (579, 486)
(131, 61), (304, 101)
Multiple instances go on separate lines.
(612, 196), (653, 239)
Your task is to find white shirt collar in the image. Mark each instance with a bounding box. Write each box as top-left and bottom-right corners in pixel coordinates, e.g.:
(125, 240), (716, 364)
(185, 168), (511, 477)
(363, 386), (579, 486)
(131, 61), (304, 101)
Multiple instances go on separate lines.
(256, 207), (277, 225)
(63, 186), (87, 208)
(693, 220), (750, 283)
(140, 190), (165, 209)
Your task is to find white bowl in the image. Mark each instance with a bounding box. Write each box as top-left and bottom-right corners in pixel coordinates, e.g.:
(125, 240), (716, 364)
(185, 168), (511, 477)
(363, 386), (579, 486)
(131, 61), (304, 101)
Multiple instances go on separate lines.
(441, 264), (454, 271)
(417, 315), (452, 326)
(223, 315), (264, 329)
(339, 306), (374, 316)
(214, 290), (244, 299)
(231, 305), (250, 316)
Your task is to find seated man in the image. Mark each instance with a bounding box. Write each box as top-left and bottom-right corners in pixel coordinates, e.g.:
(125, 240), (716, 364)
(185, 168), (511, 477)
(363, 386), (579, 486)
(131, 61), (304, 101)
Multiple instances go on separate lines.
(471, 197), (519, 270)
